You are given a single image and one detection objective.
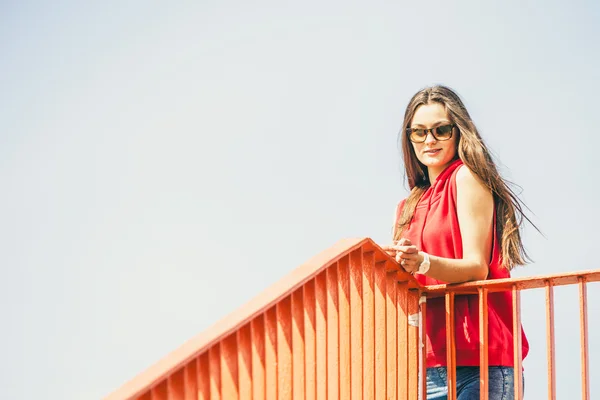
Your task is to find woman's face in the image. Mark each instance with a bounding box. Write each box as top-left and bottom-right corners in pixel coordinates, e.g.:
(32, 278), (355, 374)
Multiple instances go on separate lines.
(409, 102), (458, 179)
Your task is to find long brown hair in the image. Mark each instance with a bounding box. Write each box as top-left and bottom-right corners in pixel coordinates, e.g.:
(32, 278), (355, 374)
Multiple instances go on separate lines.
(394, 85), (536, 270)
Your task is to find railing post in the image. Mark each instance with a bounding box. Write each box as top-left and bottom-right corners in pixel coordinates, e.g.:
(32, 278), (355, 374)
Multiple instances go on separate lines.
(397, 282), (409, 400)
(478, 287), (489, 400)
(512, 286), (523, 399)
(445, 292), (456, 400)
(408, 289), (420, 400)
(545, 280), (556, 400)
(419, 295), (427, 400)
(578, 277), (590, 400)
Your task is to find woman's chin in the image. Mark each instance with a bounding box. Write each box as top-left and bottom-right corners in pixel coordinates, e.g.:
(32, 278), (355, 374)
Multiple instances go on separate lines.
(420, 158), (445, 168)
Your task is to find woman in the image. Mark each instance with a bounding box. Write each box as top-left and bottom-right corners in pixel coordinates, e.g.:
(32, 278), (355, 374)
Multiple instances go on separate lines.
(383, 86), (532, 399)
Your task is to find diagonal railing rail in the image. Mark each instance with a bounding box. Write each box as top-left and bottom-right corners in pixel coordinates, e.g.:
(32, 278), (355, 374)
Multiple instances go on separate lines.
(104, 238), (598, 400)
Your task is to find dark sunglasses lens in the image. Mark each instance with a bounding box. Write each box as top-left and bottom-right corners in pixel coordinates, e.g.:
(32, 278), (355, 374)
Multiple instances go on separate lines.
(409, 129), (426, 142)
(435, 125), (453, 139)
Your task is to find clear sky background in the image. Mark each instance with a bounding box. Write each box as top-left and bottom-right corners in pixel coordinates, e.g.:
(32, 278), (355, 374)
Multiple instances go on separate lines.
(2, 1), (599, 399)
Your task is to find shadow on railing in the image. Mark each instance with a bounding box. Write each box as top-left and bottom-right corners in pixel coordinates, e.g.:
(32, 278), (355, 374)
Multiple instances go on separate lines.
(104, 238), (598, 400)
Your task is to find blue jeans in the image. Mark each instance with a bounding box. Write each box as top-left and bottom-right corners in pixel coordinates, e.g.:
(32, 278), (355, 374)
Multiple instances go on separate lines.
(426, 367), (523, 399)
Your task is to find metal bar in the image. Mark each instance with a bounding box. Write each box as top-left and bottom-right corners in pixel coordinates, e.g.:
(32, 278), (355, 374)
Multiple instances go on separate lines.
(374, 261), (387, 399)
(167, 370), (184, 400)
(397, 283), (409, 400)
(419, 295), (427, 400)
(338, 257), (351, 399)
(250, 315), (265, 400)
(209, 344), (222, 400)
(349, 249), (363, 400)
(362, 251), (375, 399)
(277, 297), (292, 400)
(512, 286), (523, 399)
(422, 269), (600, 295)
(479, 287), (489, 400)
(327, 266), (340, 399)
(150, 381), (167, 400)
(221, 334), (239, 400)
(445, 292), (456, 400)
(579, 277), (590, 400)
(315, 271), (328, 400)
(386, 272), (398, 399)
(265, 308), (277, 400)
(291, 288), (305, 400)
(237, 325), (252, 400)
(303, 280), (316, 400)
(408, 290), (419, 400)
(183, 360), (197, 400)
(545, 281), (556, 400)
(198, 352), (210, 400)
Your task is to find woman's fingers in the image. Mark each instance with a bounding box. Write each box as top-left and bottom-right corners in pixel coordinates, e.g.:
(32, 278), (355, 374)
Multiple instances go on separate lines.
(383, 238), (414, 251)
(384, 245), (418, 253)
(397, 238), (413, 246)
(396, 251), (420, 273)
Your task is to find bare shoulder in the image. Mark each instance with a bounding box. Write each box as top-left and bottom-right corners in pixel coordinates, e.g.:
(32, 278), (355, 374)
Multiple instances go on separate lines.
(456, 165), (487, 191)
(455, 165), (492, 204)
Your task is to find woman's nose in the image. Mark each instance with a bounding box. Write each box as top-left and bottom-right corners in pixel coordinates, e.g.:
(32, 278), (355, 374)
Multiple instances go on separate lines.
(424, 131), (437, 144)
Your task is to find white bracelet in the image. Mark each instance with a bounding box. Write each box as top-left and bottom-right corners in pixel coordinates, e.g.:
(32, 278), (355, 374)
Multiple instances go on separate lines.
(417, 252), (430, 275)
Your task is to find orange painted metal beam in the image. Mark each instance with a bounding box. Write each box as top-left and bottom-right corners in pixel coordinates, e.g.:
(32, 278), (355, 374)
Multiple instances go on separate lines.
(386, 272), (398, 399)
(183, 359), (197, 400)
(265, 307), (277, 400)
(276, 297), (292, 400)
(579, 277), (590, 400)
(545, 281), (556, 400)
(479, 287), (489, 400)
(326, 266), (339, 399)
(349, 249), (363, 400)
(419, 295), (427, 400)
(338, 257), (351, 399)
(445, 292), (457, 400)
(291, 288), (305, 399)
(407, 290), (419, 400)
(209, 344), (221, 400)
(237, 325), (252, 400)
(374, 261), (387, 399)
(150, 381), (167, 400)
(362, 251), (375, 400)
(221, 334), (239, 400)
(512, 286), (523, 399)
(198, 352), (210, 400)
(250, 315), (265, 400)
(423, 270), (600, 295)
(397, 283), (409, 400)
(315, 272), (327, 400)
(167, 369), (184, 400)
(303, 280), (316, 400)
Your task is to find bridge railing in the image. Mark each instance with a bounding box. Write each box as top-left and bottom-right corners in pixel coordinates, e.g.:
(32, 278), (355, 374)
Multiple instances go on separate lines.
(104, 238), (598, 400)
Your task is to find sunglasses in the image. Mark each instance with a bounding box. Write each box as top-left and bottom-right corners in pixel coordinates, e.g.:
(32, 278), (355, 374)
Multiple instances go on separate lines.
(406, 124), (456, 143)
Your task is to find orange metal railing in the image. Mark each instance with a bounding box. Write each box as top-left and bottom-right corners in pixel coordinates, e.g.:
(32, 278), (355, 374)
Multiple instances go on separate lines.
(422, 269), (600, 400)
(105, 238), (598, 400)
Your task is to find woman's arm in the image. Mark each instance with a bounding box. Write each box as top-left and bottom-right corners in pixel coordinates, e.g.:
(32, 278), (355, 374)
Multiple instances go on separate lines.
(391, 166), (494, 283)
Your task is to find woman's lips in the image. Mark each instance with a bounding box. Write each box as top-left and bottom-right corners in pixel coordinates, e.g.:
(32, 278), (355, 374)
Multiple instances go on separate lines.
(424, 149), (441, 155)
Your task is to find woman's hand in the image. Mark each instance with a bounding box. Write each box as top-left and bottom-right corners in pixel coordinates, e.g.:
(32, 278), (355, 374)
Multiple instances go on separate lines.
(382, 238), (423, 274)
(381, 238), (410, 257)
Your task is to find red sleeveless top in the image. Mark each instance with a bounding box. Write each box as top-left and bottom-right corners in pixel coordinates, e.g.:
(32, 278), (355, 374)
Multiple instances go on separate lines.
(396, 159), (529, 367)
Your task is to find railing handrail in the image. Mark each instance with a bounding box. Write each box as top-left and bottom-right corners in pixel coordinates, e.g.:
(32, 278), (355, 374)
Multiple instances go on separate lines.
(421, 269), (600, 296)
(105, 237), (418, 400)
(105, 237), (598, 400)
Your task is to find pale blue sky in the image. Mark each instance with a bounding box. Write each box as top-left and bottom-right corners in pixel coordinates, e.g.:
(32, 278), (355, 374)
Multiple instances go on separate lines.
(1, 1), (599, 399)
